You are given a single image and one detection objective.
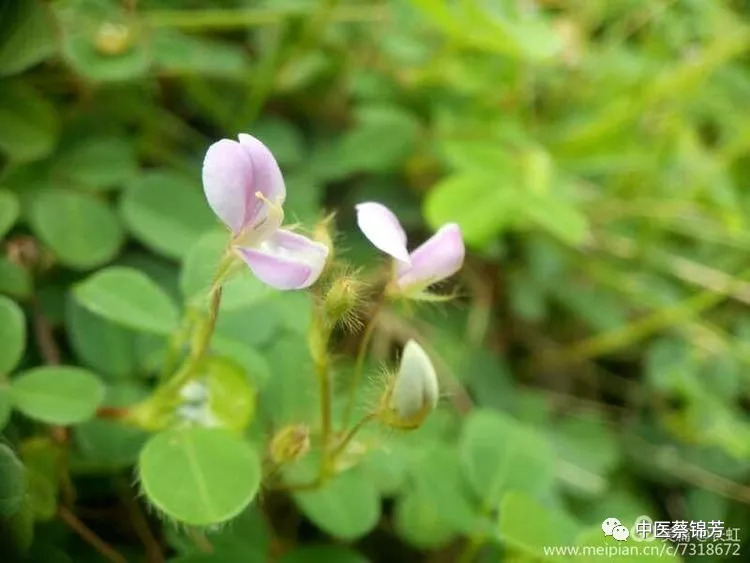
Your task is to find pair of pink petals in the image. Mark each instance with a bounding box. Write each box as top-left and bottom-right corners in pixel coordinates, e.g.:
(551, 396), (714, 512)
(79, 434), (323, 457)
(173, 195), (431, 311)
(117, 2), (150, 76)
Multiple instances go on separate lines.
(355, 202), (465, 293)
(202, 134), (328, 290)
(203, 134), (464, 293)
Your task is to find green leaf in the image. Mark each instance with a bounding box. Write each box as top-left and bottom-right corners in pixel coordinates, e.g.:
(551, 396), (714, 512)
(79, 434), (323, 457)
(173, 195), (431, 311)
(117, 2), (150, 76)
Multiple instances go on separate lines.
(0, 189), (19, 239)
(0, 257), (32, 299)
(58, 3), (150, 82)
(66, 298), (138, 379)
(0, 80), (59, 162)
(396, 446), (483, 548)
(51, 136), (137, 191)
(424, 174), (522, 246)
(121, 171), (217, 260)
(554, 414), (620, 497)
(251, 117), (304, 166)
(524, 196), (589, 246)
(202, 357), (256, 432)
(499, 491), (581, 560)
(395, 485), (457, 549)
(10, 366), (104, 425)
(259, 334), (316, 425)
(74, 267), (179, 335)
(460, 409), (556, 506)
(279, 545), (367, 563)
(72, 383), (148, 471)
(294, 468), (380, 540)
(318, 105), (420, 178)
(204, 505), (269, 557)
(29, 189), (124, 269)
(0, 0), (56, 76)
(0, 443), (26, 516)
(0, 387), (12, 431)
(181, 231), (273, 311)
(0, 295), (25, 375)
(151, 30), (249, 77)
(138, 427), (261, 526)
(19, 437), (60, 520)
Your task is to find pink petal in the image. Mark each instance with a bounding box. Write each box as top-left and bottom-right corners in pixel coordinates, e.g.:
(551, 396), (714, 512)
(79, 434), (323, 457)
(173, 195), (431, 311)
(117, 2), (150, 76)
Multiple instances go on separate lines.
(238, 133), (285, 206)
(202, 139), (254, 234)
(234, 229), (329, 290)
(396, 224), (465, 291)
(355, 202), (410, 263)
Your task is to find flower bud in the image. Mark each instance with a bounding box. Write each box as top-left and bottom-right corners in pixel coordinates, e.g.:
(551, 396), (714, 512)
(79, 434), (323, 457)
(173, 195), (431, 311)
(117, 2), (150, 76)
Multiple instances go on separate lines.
(379, 340), (439, 429)
(94, 22), (133, 56)
(270, 424), (310, 464)
(323, 275), (363, 329)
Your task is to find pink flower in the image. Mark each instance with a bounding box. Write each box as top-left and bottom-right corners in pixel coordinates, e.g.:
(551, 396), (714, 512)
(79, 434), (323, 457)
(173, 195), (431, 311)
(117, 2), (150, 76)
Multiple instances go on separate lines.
(355, 202), (464, 294)
(202, 134), (328, 290)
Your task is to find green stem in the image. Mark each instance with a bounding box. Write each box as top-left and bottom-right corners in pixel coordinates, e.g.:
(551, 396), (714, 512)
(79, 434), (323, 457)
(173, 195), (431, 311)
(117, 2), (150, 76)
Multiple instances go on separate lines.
(342, 302), (382, 426)
(314, 322), (333, 476)
(160, 248), (234, 395)
(330, 413), (376, 459)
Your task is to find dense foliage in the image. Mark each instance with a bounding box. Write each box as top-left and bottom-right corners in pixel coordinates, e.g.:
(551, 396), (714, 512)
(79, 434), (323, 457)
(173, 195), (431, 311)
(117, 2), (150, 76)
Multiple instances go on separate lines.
(1, 0), (750, 561)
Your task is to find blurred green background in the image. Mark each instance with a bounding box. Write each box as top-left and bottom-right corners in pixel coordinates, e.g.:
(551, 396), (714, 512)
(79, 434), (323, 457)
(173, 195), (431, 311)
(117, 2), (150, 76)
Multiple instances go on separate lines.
(1, 0), (750, 561)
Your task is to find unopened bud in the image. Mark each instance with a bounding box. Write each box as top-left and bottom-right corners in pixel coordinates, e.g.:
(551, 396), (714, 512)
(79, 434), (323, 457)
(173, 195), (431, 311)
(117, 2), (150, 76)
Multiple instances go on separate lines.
(269, 424), (310, 464)
(95, 22), (133, 56)
(379, 340), (439, 429)
(323, 275), (363, 328)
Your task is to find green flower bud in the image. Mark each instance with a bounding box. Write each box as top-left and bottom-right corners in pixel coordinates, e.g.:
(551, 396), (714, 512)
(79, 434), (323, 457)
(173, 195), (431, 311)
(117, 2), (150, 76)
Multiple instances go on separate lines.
(95, 22), (133, 56)
(379, 340), (439, 429)
(323, 275), (363, 329)
(269, 424), (310, 464)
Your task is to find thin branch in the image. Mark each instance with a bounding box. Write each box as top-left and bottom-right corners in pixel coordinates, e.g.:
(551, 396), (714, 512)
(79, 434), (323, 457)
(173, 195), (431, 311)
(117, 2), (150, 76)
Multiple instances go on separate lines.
(31, 295), (60, 365)
(58, 506), (127, 563)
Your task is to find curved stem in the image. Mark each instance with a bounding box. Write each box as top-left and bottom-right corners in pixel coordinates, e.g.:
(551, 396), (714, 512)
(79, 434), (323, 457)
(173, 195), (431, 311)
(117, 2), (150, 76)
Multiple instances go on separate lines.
(161, 247), (234, 395)
(342, 302), (383, 426)
(331, 412), (376, 459)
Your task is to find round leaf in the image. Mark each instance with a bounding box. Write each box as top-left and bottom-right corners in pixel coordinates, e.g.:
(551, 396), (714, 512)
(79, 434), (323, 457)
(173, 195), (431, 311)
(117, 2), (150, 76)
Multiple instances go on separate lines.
(0, 257), (32, 299)
(121, 171), (216, 259)
(0, 81), (59, 162)
(74, 267), (179, 335)
(10, 366), (104, 424)
(0, 189), (20, 239)
(0, 296), (25, 375)
(0, 0), (56, 77)
(139, 427), (261, 526)
(0, 443), (26, 516)
(29, 189), (124, 269)
(65, 298), (138, 379)
(52, 136), (137, 191)
(460, 409), (555, 505)
(293, 468), (380, 540)
(59, 4), (149, 82)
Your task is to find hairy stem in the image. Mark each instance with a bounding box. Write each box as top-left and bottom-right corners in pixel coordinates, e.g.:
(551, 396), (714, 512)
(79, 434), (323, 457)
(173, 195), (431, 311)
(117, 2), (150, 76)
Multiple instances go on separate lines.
(343, 301), (383, 426)
(311, 309), (333, 476)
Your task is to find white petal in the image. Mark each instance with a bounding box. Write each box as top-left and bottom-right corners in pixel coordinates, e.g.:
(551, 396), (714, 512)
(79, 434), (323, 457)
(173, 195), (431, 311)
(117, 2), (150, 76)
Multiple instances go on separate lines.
(390, 340), (438, 421)
(355, 202), (410, 263)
